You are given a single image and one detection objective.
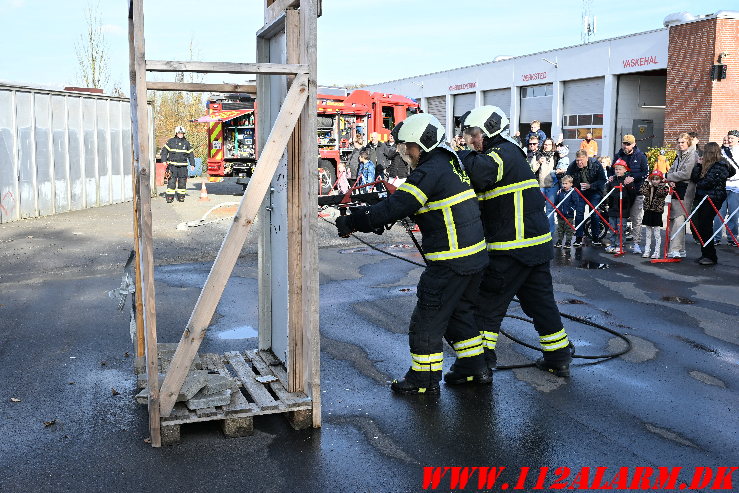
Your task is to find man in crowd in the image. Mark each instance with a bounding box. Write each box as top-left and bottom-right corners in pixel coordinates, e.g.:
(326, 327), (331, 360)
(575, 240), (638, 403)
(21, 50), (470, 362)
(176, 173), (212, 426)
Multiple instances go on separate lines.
(614, 134), (649, 254)
(565, 150), (607, 246)
(160, 125), (195, 203)
(336, 113), (489, 394)
(526, 136), (540, 171)
(666, 132), (698, 258)
(459, 106), (574, 378)
(364, 132), (389, 180)
(579, 132), (598, 158)
(715, 130), (739, 246)
(383, 134), (410, 186)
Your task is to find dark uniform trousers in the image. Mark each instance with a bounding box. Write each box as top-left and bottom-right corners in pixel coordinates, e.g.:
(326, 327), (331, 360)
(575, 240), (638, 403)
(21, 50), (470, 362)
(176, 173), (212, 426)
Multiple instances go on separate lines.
(476, 255), (571, 365)
(407, 264), (486, 386)
(167, 165), (188, 200)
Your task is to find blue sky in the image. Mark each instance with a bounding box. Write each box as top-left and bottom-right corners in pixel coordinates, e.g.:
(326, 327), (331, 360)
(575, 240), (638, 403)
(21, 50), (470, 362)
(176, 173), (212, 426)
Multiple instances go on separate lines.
(0, 0), (735, 93)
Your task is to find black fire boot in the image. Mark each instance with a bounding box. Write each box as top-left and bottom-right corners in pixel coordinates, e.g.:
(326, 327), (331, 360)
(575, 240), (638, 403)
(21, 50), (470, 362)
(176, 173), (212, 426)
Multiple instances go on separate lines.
(165, 195), (174, 203)
(535, 343), (575, 377)
(391, 370), (440, 395)
(177, 195), (185, 202)
(444, 366), (492, 385)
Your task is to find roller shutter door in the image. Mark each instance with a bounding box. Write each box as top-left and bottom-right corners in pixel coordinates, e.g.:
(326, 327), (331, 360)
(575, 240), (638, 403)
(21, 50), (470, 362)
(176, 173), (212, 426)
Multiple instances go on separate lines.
(519, 94), (552, 123)
(563, 78), (604, 115)
(453, 92), (476, 116)
(426, 96), (446, 128)
(483, 89), (510, 116)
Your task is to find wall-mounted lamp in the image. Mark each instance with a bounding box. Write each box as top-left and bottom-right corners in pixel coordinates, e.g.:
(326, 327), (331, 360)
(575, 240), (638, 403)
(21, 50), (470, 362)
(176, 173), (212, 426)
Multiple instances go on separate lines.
(542, 57), (558, 68)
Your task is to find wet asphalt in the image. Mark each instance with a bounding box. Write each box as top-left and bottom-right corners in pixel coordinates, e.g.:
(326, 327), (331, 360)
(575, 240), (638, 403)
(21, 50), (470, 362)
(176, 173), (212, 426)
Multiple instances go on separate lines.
(0, 181), (737, 492)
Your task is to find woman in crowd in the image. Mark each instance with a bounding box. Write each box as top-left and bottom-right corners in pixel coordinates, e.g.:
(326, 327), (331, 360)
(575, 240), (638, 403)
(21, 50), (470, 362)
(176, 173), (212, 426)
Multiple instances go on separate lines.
(532, 138), (559, 233)
(690, 142), (736, 265)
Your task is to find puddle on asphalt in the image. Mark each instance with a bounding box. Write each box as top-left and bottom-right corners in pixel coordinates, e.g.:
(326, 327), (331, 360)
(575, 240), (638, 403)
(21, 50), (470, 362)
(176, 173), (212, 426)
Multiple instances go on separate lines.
(339, 247), (369, 254)
(559, 299), (586, 304)
(578, 261), (610, 269)
(216, 325), (258, 339)
(661, 296), (695, 304)
(388, 243), (413, 249)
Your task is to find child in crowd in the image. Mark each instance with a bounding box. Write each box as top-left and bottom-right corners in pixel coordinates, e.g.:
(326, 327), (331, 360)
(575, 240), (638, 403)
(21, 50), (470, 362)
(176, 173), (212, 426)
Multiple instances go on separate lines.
(553, 175), (585, 248)
(598, 156), (612, 174)
(604, 159), (637, 253)
(640, 170), (670, 258)
(356, 150), (375, 192)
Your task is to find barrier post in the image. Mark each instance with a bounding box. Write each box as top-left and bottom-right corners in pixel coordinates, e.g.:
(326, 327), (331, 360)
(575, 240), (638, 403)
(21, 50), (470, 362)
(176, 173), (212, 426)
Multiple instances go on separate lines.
(614, 184), (625, 257)
(701, 196), (739, 247)
(651, 185), (680, 263)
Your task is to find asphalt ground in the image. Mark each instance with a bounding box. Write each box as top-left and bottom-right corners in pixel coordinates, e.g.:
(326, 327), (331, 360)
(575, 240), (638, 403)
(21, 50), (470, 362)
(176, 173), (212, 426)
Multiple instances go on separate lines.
(1, 177), (737, 492)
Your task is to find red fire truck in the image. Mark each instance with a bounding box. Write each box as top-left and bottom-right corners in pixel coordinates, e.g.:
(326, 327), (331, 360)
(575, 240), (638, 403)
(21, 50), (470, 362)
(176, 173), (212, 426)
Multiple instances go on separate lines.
(198, 89), (419, 194)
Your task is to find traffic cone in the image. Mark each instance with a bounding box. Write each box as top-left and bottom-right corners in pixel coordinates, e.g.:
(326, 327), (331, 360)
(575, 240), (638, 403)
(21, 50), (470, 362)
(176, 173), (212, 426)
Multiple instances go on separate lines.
(199, 181), (210, 202)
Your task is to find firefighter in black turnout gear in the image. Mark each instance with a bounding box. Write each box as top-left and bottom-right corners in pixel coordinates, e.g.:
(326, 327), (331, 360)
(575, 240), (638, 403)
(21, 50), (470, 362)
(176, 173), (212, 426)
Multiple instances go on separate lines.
(459, 106), (574, 377)
(335, 113), (490, 394)
(160, 126), (195, 203)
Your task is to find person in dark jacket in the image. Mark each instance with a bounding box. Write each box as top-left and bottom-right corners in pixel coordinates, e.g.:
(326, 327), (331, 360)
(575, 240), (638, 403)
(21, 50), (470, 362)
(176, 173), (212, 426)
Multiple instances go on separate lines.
(524, 120), (547, 151)
(603, 159), (637, 253)
(690, 142), (737, 265)
(363, 132), (388, 179)
(459, 106), (574, 378)
(160, 125), (195, 203)
(565, 150), (607, 244)
(346, 134), (365, 180)
(383, 134), (409, 185)
(553, 175), (585, 248)
(614, 134), (649, 253)
(336, 113), (489, 394)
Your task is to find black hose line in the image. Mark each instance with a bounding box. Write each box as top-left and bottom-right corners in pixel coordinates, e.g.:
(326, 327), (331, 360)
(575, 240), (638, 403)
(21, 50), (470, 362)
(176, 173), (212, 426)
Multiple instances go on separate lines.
(321, 215), (633, 369)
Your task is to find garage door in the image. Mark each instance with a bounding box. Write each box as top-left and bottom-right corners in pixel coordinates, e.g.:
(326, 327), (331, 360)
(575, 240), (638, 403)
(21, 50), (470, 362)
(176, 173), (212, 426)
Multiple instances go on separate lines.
(426, 96), (446, 128)
(563, 78), (604, 116)
(453, 92), (476, 116)
(483, 88), (510, 116)
(519, 84), (552, 123)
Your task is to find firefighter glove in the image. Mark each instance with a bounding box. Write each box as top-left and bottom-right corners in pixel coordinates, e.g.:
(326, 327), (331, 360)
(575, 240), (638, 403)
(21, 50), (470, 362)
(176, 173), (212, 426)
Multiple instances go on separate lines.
(336, 215), (355, 238)
(349, 206), (375, 233)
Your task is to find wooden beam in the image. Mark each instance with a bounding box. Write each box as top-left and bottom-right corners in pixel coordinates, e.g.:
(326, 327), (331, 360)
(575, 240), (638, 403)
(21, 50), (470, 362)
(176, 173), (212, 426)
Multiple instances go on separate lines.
(129, 0), (161, 447)
(146, 81), (256, 93)
(158, 74), (310, 417)
(265, 0), (299, 23)
(256, 11), (286, 40)
(145, 60), (307, 75)
(286, 8), (303, 394)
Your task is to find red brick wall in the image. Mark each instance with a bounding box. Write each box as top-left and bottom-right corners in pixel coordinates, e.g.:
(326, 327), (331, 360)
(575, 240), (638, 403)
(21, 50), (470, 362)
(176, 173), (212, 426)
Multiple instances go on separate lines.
(665, 17), (739, 147)
(664, 19), (715, 147)
(710, 18), (739, 142)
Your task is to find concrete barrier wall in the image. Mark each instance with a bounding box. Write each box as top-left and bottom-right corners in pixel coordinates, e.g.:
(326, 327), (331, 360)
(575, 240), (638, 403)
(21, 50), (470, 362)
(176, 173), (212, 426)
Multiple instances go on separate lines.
(0, 84), (151, 223)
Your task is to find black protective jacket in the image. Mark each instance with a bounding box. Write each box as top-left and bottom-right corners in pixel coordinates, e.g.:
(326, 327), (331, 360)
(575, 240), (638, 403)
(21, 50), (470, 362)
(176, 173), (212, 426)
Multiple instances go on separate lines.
(691, 159), (736, 204)
(384, 144), (409, 178)
(459, 135), (553, 266)
(353, 146), (487, 275)
(160, 136), (195, 167)
(565, 158), (607, 196)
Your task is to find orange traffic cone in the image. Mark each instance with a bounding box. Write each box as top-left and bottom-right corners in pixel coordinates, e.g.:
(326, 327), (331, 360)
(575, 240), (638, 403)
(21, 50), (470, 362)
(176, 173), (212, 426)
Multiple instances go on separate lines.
(199, 181), (209, 201)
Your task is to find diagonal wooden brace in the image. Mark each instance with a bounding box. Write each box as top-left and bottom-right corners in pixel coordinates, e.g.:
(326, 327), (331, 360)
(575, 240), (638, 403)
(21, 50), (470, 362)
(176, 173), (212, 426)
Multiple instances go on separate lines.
(159, 73), (309, 417)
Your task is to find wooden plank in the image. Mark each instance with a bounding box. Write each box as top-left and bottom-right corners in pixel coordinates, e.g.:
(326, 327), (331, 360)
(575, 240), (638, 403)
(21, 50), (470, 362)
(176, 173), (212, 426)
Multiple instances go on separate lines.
(299, 0), (321, 427)
(129, 0), (161, 447)
(265, 0), (299, 23)
(286, 7), (304, 395)
(225, 352), (279, 410)
(159, 74), (308, 417)
(145, 60), (308, 75)
(146, 81), (257, 93)
(256, 11), (286, 40)
(248, 350), (311, 408)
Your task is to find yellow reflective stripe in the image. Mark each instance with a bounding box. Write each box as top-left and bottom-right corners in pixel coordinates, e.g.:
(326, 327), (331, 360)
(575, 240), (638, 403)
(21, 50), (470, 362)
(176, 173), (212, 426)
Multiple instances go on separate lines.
(514, 191), (524, 240)
(425, 239), (486, 261)
(452, 335), (483, 350)
(411, 362), (444, 371)
(165, 189), (175, 193)
(164, 145), (173, 151)
(456, 346), (484, 358)
(487, 150), (504, 182)
(486, 232), (552, 251)
(411, 352), (443, 363)
(481, 331), (498, 341)
(477, 179), (539, 201)
(442, 207), (458, 250)
(540, 329), (567, 343)
(397, 182), (428, 206)
(416, 189), (476, 214)
(542, 338), (570, 351)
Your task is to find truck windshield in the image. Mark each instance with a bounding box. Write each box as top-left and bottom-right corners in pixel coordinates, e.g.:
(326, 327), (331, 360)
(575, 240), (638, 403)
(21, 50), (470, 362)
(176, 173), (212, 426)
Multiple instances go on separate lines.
(382, 106), (395, 130)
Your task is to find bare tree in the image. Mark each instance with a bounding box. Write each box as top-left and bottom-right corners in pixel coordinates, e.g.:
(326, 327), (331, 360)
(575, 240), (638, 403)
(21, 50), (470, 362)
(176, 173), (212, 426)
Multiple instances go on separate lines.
(75, 1), (110, 89)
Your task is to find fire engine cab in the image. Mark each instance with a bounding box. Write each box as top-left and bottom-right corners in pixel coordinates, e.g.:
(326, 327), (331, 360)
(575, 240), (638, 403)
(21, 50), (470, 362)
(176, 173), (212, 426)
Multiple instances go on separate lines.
(197, 89), (418, 194)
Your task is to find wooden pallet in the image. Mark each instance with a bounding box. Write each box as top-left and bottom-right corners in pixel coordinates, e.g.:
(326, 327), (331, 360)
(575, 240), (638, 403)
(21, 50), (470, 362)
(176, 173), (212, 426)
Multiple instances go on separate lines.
(157, 350), (312, 445)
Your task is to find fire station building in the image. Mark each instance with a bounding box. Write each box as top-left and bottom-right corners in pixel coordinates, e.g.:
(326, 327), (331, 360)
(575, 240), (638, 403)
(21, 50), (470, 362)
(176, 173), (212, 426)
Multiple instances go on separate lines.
(364, 11), (738, 156)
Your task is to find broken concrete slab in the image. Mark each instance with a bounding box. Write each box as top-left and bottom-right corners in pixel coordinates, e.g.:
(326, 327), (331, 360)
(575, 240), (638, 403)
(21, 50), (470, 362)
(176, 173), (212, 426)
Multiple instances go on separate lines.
(201, 373), (233, 395)
(176, 370), (209, 402)
(185, 389), (232, 410)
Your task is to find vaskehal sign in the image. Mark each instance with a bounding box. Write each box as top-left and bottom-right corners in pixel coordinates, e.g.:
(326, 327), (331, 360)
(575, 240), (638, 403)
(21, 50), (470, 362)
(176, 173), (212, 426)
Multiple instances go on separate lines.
(622, 56), (659, 68)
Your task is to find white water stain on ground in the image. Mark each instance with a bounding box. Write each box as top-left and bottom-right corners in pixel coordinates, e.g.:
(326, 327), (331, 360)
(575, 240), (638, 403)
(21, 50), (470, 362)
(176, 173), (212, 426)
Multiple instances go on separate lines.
(607, 335), (658, 363)
(690, 284), (739, 307)
(631, 262), (710, 284)
(688, 370), (727, 388)
(553, 282), (586, 298)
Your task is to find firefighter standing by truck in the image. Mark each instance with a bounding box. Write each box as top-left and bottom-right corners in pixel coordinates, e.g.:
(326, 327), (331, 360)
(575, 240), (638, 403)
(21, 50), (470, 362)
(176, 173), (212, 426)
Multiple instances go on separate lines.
(161, 126), (195, 203)
(459, 106), (574, 377)
(335, 113), (491, 394)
